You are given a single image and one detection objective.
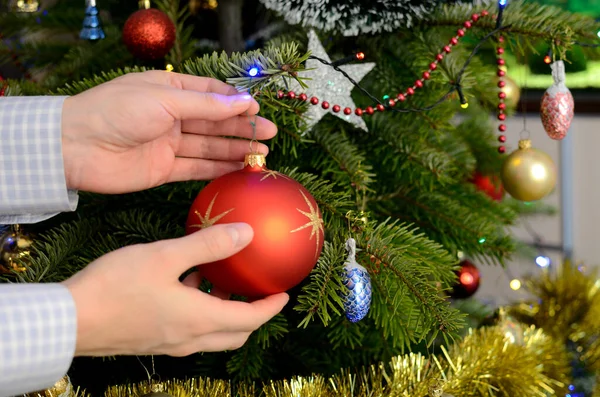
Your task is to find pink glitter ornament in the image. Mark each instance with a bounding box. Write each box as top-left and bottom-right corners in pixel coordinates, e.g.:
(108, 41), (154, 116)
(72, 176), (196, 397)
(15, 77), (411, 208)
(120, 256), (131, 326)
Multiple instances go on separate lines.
(540, 60), (574, 141)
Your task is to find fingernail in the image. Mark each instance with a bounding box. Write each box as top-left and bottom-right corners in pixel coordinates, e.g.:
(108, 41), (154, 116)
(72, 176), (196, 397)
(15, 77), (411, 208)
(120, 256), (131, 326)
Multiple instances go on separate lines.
(230, 94), (253, 108)
(227, 223), (253, 248)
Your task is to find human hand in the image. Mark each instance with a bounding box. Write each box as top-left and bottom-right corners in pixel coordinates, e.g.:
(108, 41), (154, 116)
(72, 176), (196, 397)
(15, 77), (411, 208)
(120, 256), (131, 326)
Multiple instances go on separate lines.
(61, 70), (276, 194)
(61, 223), (288, 357)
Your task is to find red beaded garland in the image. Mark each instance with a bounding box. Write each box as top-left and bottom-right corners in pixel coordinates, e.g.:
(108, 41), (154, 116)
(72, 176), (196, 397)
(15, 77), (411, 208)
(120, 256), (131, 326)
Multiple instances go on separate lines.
(499, 124), (507, 132)
(498, 146), (506, 153)
(498, 103), (506, 110)
(497, 70), (506, 77)
(498, 113), (506, 121)
(498, 92), (506, 99)
(498, 135), (506, 143)
(497, 59), (505, 66)
(274, 10), (493, 121)
(498, 81), (506, 88)
(497, 48), (504, 55)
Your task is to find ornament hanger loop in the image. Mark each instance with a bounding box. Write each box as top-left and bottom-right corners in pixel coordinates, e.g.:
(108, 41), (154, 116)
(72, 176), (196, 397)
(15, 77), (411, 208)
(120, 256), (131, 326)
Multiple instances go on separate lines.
(345, 237), (357, 260)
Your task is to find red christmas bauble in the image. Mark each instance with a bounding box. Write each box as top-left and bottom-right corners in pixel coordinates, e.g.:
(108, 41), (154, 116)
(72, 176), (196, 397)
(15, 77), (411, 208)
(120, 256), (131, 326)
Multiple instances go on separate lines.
(450, 260), (480, 299)
(185, 153), (325, 297)
(470, 171), (504, 201)
(122, 9), (176, 60)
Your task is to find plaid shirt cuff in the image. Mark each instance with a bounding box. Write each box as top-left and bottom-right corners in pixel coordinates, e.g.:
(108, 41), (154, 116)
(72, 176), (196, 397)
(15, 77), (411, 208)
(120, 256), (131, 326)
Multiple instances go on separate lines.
(0, 96), (79, 225)
(0, 283), (76, 396)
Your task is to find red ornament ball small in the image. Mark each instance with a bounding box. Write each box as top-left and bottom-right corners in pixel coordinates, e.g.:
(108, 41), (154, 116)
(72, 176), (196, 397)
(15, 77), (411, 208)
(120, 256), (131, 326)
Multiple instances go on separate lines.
(450, 260), (480, 299)
(186, 154), (324, 297)
(122, 8), (176, 60)
(470, 171), (504, 201)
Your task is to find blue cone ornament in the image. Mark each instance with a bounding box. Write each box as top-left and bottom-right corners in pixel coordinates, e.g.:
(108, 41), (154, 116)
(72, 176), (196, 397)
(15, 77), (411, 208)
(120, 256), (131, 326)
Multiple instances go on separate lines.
(342, 238), (372, 323)
(80, 0), (105, 41)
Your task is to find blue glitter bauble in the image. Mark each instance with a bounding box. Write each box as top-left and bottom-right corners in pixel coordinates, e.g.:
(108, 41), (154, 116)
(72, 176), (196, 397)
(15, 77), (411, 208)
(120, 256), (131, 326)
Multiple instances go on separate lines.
(343, 264), (372, 323)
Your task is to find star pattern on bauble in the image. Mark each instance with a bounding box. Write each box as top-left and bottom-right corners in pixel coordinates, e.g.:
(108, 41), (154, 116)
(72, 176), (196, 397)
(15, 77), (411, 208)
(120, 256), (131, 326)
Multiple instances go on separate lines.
(189, 193), (234, 229)
(290, 189), (324, 258)
(289, 30), (376, 132)
(260, 169), (291, 182)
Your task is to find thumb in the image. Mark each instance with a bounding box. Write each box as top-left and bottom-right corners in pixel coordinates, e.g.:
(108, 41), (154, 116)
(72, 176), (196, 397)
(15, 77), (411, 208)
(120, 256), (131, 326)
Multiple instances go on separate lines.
(163, 223), (254, 277)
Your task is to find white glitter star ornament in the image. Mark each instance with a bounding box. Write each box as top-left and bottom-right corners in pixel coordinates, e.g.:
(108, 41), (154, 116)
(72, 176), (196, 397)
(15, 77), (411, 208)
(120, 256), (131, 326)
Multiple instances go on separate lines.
(289, 30), (376, 132)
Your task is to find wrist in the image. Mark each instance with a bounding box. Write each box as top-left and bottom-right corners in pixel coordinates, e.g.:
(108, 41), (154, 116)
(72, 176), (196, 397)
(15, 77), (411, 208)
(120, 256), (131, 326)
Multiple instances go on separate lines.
(61, 96), (84, 191)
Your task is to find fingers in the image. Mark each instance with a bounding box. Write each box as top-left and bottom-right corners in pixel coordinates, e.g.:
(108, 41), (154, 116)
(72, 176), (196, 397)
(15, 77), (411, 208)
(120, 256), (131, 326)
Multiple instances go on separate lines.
(169, 331), (252, 356)
(160, 89), (260, 121)
(125, 70), (240, 96)
(212, 293), (289, 332)
(208, 285), (230, 300)
(168, 158), (244, 182)
(182, 271), (202, 288)
(176, 135), (269, 160)
(162, 223), (254, 277)
(181, 115), (277, 140)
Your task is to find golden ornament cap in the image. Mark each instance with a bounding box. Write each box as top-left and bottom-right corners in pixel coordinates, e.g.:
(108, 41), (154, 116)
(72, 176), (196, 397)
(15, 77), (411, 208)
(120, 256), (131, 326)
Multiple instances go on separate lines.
(518, 139), (532, 149)
(244, 153), (266, 168)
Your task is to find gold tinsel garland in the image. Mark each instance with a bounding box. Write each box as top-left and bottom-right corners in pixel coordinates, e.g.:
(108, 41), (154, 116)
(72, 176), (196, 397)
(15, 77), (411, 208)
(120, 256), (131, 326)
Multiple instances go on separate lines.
(57, 261), (600, 396)
(99, 323), (569, 397)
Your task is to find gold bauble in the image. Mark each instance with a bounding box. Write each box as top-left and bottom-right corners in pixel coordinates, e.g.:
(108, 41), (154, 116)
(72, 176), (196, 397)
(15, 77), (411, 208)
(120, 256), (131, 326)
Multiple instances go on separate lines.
(24, 375), (71, 397)
(501, 139), (557, 202)
(0, 225), (33, 274)
(498, 73), (521, 109)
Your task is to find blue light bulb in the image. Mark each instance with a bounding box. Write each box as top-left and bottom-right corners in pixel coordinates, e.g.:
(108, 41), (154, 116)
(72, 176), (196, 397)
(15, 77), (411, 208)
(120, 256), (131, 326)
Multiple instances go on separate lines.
(248, 67), (259, 77)
(535, 255), (551, 268)
(499, 0), (508, 9)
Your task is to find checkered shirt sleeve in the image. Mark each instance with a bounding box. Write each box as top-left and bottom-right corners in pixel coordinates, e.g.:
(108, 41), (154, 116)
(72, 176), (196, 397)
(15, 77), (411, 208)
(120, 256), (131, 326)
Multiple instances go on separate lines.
(0, 96), (78, 225)
(0, 283), (76, 397)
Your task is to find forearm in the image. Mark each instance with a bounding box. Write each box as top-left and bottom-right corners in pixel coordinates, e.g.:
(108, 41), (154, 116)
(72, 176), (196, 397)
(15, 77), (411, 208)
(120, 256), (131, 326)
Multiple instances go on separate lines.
(0, 96), (78, 224)
(0, 283), (76, 396)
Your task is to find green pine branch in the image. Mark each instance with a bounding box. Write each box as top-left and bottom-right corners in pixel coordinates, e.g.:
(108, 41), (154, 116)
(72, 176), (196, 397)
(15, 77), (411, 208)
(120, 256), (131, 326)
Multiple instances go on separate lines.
(183, 43), (310, 92)
(429, 0), (600, 58)
(309, 124), (376, 197)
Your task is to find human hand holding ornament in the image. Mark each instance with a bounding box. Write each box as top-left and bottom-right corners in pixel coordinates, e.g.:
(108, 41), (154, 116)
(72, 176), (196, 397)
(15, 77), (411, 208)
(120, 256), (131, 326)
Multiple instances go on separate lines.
(60, 70), (277, 194)
(61, 223), (288, 357)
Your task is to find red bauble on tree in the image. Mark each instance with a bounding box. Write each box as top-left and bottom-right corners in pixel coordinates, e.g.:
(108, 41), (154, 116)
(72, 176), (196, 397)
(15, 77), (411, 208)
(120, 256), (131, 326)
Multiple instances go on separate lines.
(450, 260), (480, 299)
(185, 153), (325, 297)
(122, 8), (176, 60)
(470, 171), (504, 201)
